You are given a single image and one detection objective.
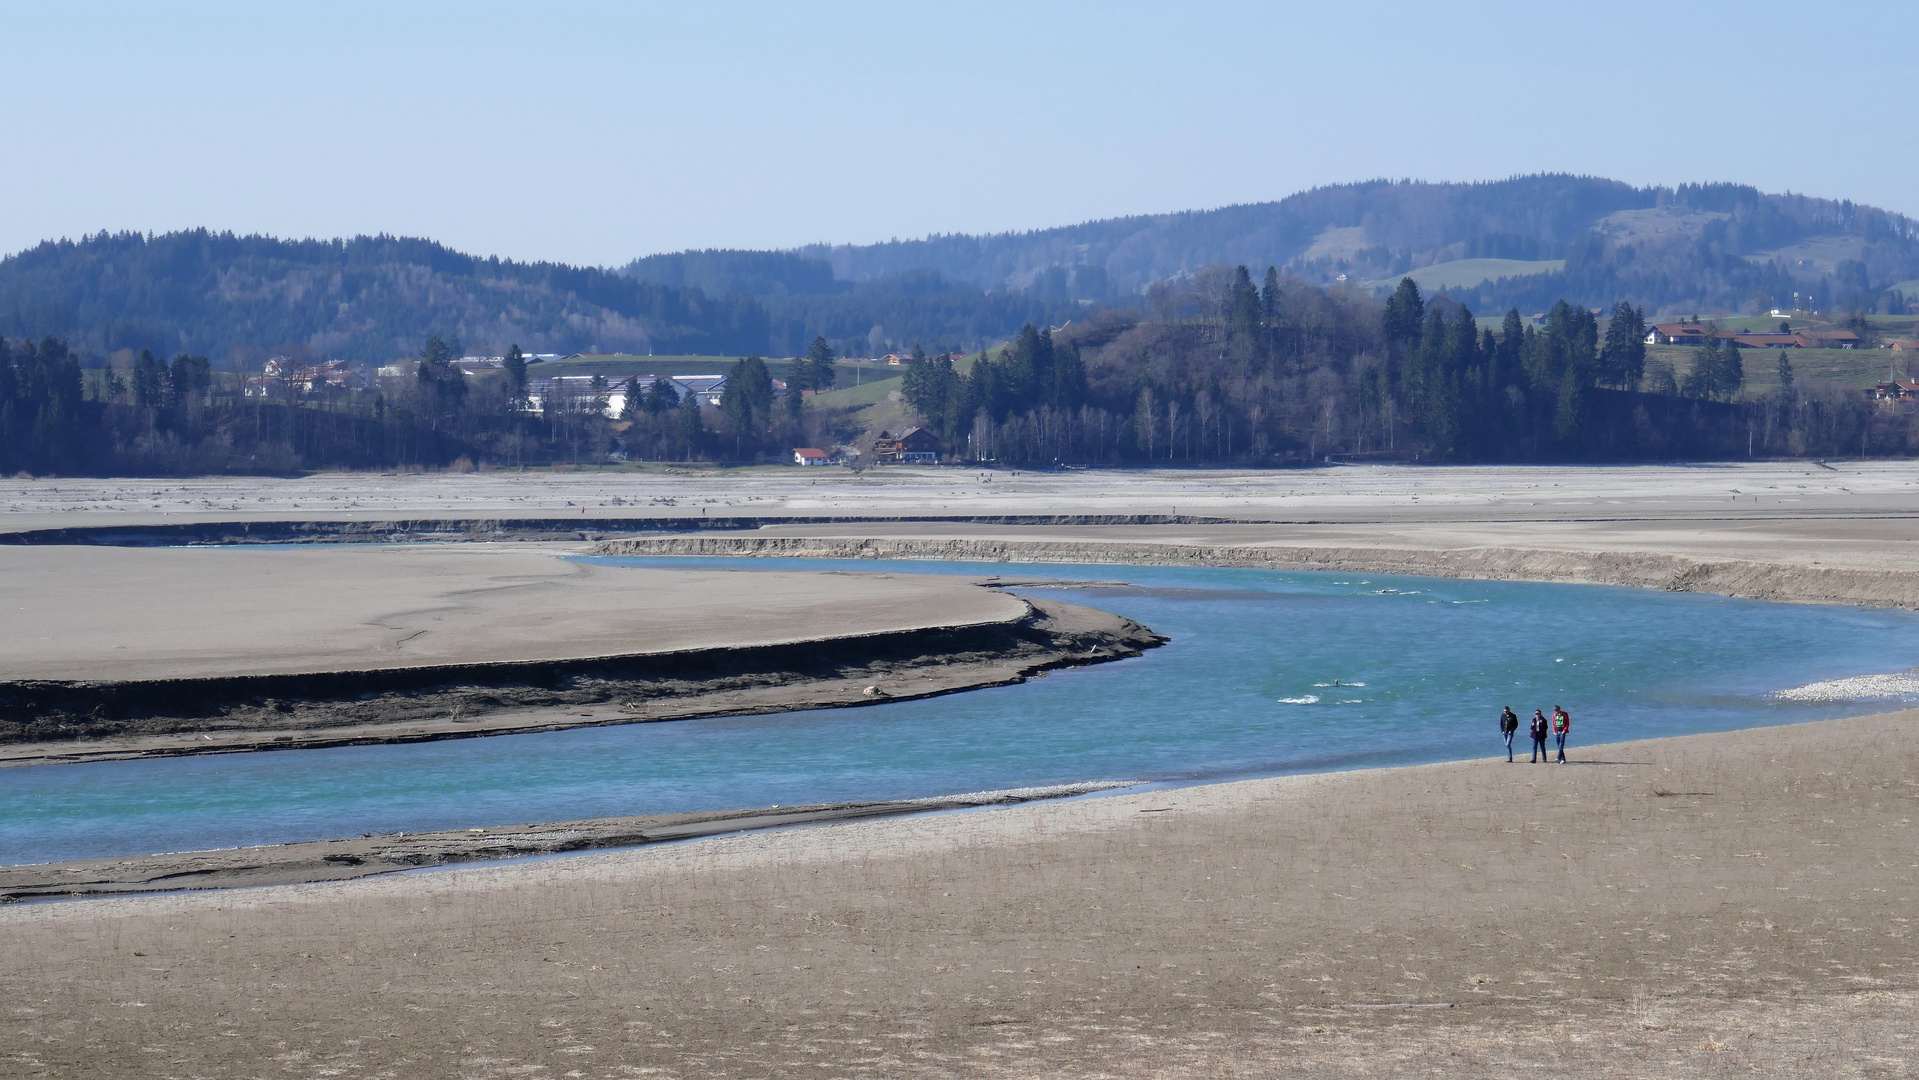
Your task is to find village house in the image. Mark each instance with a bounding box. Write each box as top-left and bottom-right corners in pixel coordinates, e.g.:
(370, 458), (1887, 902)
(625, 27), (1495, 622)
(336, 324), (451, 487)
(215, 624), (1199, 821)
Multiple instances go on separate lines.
(522, 373), (730, 417)
(1646, 323), (1712, 345)
(872, 427), (940, 464)
(1870, 380), (1919, 401)
(792, 447), (830, 466)
(245, 358), (367, 398)
(1647, 324), (1864, 350)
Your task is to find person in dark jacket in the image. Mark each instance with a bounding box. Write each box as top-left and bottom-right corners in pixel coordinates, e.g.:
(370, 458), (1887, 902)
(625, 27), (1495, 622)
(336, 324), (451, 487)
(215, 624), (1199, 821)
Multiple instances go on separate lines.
(1499, 706), (1520, 761)
(1529, 709), (1550, 763)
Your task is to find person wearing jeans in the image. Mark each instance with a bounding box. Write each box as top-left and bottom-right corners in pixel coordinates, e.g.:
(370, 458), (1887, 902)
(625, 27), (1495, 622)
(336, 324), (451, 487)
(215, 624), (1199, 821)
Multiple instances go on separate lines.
(1529, 710), (1550, 763)
(1499, 706), (1520, 762)
(1552, 705), (1571, 763)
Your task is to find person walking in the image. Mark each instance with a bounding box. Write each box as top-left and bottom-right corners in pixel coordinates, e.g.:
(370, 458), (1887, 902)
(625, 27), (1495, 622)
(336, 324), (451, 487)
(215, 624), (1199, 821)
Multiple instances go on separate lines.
(1552, 705), (1571, 763)
(1499, 706), (1520, 762)
(1529, 709), (1550, 763)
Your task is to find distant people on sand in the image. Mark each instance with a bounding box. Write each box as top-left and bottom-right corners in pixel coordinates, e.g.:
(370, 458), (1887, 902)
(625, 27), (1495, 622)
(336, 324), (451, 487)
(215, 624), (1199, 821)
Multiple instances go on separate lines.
(1528, 709), (1550, 763)
(1509, 706), (1571, 763)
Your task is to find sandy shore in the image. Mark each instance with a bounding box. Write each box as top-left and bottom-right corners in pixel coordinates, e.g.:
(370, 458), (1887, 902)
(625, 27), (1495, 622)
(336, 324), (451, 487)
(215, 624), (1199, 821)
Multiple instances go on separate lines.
(6, 712), (1915, 1078)
(0, 783), (1131, 902)
(0, 546), (1159, 762)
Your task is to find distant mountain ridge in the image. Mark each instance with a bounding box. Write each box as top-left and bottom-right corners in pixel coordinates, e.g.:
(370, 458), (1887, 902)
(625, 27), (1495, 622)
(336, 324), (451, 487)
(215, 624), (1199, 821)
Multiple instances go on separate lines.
(6, 175), (1914, 369)
(636, 175), (1919, 316)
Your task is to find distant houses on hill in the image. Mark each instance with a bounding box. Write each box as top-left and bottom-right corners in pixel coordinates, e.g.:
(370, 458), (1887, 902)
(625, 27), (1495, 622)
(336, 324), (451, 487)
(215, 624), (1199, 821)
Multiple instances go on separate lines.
(524, 373), (735, 416)
(1645, 323), (1861, 349)
(244, 357), (367, 398)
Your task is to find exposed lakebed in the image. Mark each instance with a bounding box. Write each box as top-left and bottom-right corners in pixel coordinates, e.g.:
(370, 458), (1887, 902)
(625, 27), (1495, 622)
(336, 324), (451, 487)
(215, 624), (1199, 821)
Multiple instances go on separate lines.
(7, 557), (1919, 866)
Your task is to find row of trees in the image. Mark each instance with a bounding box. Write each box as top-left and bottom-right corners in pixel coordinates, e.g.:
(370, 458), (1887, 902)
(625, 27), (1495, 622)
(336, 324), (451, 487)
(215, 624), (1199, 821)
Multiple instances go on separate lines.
(0, 329), (853, 475)
(890, 267), (1913, 465)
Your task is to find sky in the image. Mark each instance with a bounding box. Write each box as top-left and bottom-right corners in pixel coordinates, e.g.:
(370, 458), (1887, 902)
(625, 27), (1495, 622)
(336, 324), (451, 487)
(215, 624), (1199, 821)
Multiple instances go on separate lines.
(3, 0), (1913, 268)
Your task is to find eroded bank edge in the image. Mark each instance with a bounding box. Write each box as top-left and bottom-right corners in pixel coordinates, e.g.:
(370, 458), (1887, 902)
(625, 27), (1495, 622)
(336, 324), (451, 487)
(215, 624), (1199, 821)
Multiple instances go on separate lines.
(0, 597), (1164, 766)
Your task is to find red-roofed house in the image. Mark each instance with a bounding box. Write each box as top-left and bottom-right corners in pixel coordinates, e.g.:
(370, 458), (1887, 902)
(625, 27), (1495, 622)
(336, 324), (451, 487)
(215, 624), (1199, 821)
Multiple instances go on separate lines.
(1647, 323), (1711, 345)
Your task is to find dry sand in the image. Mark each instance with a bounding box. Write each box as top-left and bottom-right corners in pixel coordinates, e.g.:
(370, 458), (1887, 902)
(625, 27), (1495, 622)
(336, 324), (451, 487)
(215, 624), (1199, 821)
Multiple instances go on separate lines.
(0, 545), (1023, 681)
(0, 547), (1158, 762)
(5, 713), (1915, 1078)
(6, 460), (1919, 531)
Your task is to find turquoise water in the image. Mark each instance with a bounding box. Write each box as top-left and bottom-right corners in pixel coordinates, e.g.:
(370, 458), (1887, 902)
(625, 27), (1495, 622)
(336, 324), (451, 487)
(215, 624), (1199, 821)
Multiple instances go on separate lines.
(6, 557), (1919, 866)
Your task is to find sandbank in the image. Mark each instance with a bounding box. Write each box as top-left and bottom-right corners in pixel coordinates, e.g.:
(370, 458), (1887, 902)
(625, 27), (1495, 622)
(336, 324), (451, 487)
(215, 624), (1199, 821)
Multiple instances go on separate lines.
(0, 546), (1159, 762)
(6, 712), (1914, 1077)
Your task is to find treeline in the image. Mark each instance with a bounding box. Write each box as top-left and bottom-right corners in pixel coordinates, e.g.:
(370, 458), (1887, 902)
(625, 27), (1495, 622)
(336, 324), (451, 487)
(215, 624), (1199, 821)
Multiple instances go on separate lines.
(895, 267), (1919, 465)
(0, 332), (847, 476)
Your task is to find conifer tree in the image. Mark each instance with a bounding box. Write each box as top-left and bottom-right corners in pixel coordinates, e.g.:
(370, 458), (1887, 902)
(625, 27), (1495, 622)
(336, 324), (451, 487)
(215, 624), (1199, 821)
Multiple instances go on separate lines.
(1260, 267), (1282, 320)
(675, 382), (703, 460)
(644, 375), (679, 414)
(1382, 278), (1425, 350)
(132, 348), (165, 407)
(804, 336), (836, 393)
(502, 344), (527, 398)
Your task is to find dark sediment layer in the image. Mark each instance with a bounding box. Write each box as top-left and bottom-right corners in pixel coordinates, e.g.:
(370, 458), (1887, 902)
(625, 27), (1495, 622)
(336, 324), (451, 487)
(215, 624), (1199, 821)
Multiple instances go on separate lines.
(0, 783), (1131, 902)
(0, 513), (1250, 546)
(596, 534), (1919, 611)
(0, 597), (1163, 765)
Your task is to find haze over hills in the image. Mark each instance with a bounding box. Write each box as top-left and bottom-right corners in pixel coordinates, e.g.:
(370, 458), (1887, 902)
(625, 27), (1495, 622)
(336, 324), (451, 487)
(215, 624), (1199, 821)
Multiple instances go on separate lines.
(3, 175), (1915, 370)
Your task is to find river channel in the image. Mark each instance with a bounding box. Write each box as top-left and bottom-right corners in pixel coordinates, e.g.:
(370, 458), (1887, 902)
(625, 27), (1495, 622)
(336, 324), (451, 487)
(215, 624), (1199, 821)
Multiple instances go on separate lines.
(7, 556), (1919, 865)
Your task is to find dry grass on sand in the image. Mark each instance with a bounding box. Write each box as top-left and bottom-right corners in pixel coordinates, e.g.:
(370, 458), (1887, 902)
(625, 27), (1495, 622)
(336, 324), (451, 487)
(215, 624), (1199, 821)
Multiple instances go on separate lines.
(5, 712), (1917, 1077)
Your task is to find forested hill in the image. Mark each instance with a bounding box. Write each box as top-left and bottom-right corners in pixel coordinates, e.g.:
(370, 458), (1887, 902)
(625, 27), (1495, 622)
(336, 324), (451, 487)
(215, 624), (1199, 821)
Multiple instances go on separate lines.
(0, 231), (769, 365)
(679, 175), (1919, 317)
(0, 231), (1082, 366)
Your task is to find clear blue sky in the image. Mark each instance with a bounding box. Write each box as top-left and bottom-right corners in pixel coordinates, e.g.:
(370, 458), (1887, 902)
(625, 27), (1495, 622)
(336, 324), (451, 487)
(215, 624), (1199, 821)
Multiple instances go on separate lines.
(3, 0), (1911, 267)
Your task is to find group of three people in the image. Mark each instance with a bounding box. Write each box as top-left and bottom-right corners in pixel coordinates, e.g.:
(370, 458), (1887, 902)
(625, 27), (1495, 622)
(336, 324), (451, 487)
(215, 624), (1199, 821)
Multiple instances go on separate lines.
(1499, 705), (1570, 763)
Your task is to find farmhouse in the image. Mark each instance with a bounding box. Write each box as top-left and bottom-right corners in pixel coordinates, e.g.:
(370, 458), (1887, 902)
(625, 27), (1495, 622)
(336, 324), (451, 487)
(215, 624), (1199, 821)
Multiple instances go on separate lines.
(1728, 333), (1802, 349)
(793, 447), (831, 466)
(1646, 323), (1711, 345)
(872, 427), (940, 464)
(245, 358), (366, 398)
(1799, 329), (1861, 349)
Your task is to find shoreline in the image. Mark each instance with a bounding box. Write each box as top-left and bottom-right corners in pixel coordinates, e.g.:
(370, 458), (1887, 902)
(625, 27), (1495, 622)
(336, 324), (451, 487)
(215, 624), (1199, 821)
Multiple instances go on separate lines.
(9, 704), (1900, 898)
(0, 594), (1162, 767)
(0, 781), (1135, 903)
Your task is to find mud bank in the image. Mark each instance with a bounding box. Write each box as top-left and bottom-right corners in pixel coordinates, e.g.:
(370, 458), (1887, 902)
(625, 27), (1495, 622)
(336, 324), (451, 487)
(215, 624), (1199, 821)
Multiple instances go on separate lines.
(0, 513), (1243, 546)
(0, 783), (1131, 901)
(599, 534), (1919, 610)
(0, 596), (1161, 766)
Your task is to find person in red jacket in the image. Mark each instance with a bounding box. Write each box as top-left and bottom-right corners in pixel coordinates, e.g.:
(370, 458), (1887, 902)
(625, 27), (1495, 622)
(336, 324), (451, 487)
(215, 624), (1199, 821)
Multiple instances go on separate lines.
(1528, 709), (1550, 763)
(1552, 705), (1571, 763)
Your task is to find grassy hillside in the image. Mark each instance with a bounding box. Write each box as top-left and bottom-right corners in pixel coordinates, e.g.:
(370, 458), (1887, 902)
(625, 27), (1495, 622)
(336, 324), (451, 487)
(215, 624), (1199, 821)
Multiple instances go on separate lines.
(1374, 258), (1563, 294)
(1651, 345), (1903, 392)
